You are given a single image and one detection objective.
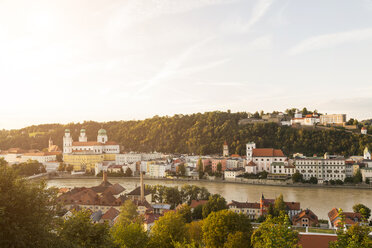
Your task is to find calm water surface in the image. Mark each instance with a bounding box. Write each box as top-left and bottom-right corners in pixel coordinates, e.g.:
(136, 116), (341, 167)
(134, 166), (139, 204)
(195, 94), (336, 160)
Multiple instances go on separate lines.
(47, 178), (372, 220)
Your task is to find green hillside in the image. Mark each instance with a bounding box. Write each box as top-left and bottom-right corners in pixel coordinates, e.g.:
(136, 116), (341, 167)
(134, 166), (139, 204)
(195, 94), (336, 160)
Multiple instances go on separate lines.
(0, 111), (371, 157)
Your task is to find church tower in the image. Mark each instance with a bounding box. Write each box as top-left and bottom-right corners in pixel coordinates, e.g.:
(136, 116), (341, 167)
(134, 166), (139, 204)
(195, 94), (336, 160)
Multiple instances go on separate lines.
(79, 129), (88, 142)
(97, 129), (108, 144)
(223, 141), (229, 157)
(63, 129), (73, 154)
(49, 137), (53, 149)
(246, 142), (256, 161)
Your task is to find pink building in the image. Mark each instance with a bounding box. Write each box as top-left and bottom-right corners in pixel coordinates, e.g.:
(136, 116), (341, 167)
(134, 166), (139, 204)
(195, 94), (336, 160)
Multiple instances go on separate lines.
(211, 158), (227, 172)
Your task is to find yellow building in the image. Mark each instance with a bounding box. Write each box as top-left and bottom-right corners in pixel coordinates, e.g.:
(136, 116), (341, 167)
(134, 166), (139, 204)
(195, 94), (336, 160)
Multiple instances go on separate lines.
(63, 154), (104, 172)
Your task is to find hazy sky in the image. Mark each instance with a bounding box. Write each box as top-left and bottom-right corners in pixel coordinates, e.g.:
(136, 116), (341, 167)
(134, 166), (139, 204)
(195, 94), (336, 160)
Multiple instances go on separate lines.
(0, 0), (372, 129)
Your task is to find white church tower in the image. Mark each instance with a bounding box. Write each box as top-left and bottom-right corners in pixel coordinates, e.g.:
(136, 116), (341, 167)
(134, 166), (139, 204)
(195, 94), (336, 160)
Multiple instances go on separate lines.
(246, 142), (256, 161)
(223, 141), (229, 157)
(364, 147), (371, 160)
(97, 129), (108, 144)
(63, 129), (73, 154)
(79, 129), (88, 142)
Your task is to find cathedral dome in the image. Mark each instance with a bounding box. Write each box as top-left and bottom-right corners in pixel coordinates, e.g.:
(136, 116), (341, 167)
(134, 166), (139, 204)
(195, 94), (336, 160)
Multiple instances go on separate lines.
(98, 129), (107, 135)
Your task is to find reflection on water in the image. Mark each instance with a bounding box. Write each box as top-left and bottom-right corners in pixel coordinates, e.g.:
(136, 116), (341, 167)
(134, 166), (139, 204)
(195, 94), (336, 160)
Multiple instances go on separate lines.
(47, 178), (372, 220)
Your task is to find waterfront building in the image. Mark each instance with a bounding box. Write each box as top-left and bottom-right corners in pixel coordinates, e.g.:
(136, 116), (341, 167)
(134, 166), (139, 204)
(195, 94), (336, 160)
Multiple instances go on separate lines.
(148, 163), (167, 178)
(226, 157), (245, 169)
(292, 209), (318, 227)
(211, 158), (227, 172)
(269, 161), (295, 176)
(224, 168), (244, 179)
(246, 142), (287, 173)
(227, 201), (260, 219)
(116, 153), (142, 164)
(294, 154), (346, 183)
(361, 168), (372, 182)
(20, 152), (57, 164)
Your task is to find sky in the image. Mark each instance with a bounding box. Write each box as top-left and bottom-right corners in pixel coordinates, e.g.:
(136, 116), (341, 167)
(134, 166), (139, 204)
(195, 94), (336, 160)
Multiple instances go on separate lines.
(0, 0), (372, 129)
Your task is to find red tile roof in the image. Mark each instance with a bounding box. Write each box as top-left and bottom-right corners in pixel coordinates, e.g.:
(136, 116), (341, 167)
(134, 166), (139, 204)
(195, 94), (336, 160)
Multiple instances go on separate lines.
(298, 234), (337, 248)
(228, 200), (260, 209)
(190, 200), (208, 209)
(247, 161), (257, 166)
(252, 148), (285, 157)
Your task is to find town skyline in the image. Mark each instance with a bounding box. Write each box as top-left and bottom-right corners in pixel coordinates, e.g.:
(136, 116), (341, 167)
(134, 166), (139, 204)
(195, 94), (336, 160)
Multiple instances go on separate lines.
(1, 0), (372, 129)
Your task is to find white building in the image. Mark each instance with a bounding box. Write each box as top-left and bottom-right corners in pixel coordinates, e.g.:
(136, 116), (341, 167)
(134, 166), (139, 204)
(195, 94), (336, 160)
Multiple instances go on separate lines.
(224, 168), (244, 179)
(319, 114), (346, 125)
(226, 158), (245, 169)
(361, 127), (368, 135)
(246, 142), (287, 173)
(20, 152), (57, 164)
(116, 153), (142, 164)
(141, 152), (163, 161)
(148, 163), (167, 178)
(63, 129), (120, 155)
(270, 162), (295, 176)
(361, 168), (372, 182)
(294, 154), (346, 183)
(364, 147), (371, 160)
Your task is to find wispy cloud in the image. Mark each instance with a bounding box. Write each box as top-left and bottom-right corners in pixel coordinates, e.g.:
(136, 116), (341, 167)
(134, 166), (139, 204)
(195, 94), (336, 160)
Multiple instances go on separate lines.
(223, 0), (273, 33)
(289, 28), (372, 55)
(134, 36), (229, 95)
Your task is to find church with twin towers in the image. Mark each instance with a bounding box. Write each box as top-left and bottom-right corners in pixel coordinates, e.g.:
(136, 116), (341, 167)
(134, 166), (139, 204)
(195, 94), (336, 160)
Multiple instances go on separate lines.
(63, 128), (120, 154)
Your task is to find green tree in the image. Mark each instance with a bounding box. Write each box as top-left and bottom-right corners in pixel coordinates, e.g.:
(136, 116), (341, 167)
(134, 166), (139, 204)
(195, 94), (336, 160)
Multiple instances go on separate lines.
(217, 162), (222, 173)
(291, 172), (303, 183)
(352, 203), (371, 220)
(0, 157), (7, 167)
(58, 209), (114, 248)
(149, 211), (188, 248)
(251, 213), (300, 248)
(273, 194), (287, 216)
(309, 176), (318, 184)
(192, 204), (204, 220)
(117, 199), (138, 225)
(202, 194), (228, 218)
(66, 164), (73, 172)
(186, 221), (203, 246)
(353, 169), (362, 184)
(178, 204), (192, 223)
(202, 210), (252, 248)
(224, 231), (250, 248)
(329, 224), (370, 248)
(111, 222), (148, 248)
(58, 163), (66, 172)
(0, 166), (59, 248)
(178, 163), (186, 176)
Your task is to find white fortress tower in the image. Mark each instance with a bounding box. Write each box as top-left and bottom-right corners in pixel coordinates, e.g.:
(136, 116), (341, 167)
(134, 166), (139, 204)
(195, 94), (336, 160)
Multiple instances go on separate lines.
(97, 129), (108, 144)
(79, 129), (88, 142)
(246, 142), (256, 161)
(63, 129), (73, 154)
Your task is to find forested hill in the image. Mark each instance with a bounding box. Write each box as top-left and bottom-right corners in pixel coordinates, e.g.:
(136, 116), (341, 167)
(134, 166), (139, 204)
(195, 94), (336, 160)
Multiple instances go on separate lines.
(0, 111), (371, 157)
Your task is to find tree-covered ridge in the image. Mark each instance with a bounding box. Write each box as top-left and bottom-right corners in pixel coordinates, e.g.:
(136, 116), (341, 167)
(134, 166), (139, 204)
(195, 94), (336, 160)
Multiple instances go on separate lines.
(0, 111), (371, 156)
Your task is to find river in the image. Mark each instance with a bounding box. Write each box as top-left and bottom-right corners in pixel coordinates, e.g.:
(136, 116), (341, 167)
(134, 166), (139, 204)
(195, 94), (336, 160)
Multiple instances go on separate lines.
(47, 178), (372, 220)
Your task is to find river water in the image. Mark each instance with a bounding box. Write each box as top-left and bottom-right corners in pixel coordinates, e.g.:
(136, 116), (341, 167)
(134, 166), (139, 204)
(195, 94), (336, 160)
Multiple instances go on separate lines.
(47, 178), (372, 220)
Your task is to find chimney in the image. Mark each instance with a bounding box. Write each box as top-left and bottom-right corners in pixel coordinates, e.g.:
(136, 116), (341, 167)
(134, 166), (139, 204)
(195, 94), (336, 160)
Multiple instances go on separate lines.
(140, 171), (144, 203)
(103, 170), (107, 183)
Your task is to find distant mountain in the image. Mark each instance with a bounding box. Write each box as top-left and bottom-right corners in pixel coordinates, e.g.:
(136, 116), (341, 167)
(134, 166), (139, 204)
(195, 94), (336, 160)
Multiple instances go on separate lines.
(0, 111), (371, 156)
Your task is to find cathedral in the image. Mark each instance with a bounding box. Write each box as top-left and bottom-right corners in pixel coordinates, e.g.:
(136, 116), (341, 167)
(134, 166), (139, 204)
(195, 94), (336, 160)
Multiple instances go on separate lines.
(63, 128), (120, 154)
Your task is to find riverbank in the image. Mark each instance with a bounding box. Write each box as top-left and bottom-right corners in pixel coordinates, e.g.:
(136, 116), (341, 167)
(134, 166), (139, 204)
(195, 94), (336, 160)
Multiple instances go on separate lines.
(47, 174), (372, 190)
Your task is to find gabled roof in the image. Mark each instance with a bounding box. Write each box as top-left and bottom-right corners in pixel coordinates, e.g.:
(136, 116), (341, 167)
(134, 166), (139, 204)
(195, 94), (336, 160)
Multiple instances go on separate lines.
(91, 180), (113, 193)
(292, 209), (318, 223)
(247, 161), (257, 166)
(103, 183), (125, 195)
(127, 186), (151, 196)
(252, 148), (285, 157)
(101, 207), (120, 221)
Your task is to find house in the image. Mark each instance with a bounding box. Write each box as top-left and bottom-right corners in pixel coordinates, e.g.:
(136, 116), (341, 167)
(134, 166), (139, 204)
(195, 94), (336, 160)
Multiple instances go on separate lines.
(361, 127), (368, 135)
(107, 164), (123, 173)
(100, 207), (120, 226)
(269, 161), (295, 177)
(328, 208), (363, 229)
(224, 168), (245, 179)
(143, 213), (161, 232)
(126, 186), (152, 203)
(260, 194), (301, 218)
(246, 142), (287, 173)
(292, 209), (318, 227)
(245, 160), (258, 174)
(189, 200), (208, 212)
(227, 201), (260, 219)
(211, 158), (227, 172)
(152, 203), (171, 214)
